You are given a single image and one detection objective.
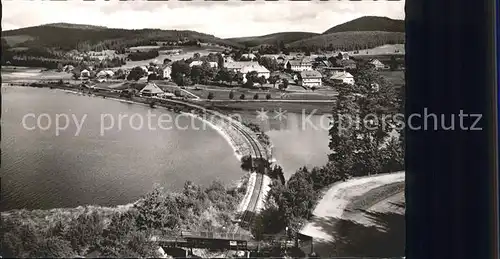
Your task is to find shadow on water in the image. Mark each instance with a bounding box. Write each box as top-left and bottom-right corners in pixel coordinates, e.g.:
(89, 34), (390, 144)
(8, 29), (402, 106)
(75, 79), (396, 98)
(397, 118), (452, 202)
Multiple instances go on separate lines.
(310, 206), (405, 258)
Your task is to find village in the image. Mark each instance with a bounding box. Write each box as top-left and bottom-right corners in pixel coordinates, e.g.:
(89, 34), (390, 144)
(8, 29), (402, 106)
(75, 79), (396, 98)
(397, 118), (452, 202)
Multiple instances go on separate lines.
(48, 43), (403, 105)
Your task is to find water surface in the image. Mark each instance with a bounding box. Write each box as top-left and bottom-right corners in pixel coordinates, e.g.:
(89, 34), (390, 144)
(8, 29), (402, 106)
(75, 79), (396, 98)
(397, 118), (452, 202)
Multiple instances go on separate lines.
(1, 86), (243, 211)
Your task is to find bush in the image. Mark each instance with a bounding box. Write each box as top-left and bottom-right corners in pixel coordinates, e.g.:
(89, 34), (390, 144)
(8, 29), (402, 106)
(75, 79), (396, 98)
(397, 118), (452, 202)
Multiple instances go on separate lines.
(266, 93), (271, 100)
(239, 94), (246, 100)
(253, 93), (259, 100)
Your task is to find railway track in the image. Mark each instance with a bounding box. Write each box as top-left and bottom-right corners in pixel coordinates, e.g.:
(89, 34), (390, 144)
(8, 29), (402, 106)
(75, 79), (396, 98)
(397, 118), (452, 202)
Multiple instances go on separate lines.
(154, 98), (269, 232)
(234, 126), (266, 229)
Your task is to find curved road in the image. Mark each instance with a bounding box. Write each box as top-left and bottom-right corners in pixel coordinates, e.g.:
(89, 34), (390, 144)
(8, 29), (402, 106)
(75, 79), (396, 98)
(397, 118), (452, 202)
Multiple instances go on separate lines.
(300, 172), (405, 243)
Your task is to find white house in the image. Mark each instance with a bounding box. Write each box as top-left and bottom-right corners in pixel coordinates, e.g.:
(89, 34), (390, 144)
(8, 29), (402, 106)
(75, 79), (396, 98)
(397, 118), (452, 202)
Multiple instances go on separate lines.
(241, 53), (257, 60)
(63, 65), (75, 73)
(330, 71), (355, 85)
(96, 70), (114, 78)
(300, 70), (322, 88)
(189, 60), (203, 67)
(80, 69), (90, 78)
(225, 61), (259, 73)
(240, 64), (270, 83)
(139, 82), (165, 97)
(285, 59), (313, 72)
(189, 61), (218, 68)
(369, 59), (386, 70)
(208, 62), (218, 68)
(224, 56), (235, 63)
(338, 52), (350, 60)
(162, 64), (172, 80)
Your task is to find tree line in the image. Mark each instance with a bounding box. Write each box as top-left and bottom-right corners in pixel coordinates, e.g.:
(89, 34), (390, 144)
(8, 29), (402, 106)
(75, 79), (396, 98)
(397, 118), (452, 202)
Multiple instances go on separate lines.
(1, 179), (247, 258)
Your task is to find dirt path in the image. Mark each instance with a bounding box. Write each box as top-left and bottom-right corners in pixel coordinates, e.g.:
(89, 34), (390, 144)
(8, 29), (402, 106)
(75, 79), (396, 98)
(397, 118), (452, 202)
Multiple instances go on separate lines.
(300, 172), (405, 243)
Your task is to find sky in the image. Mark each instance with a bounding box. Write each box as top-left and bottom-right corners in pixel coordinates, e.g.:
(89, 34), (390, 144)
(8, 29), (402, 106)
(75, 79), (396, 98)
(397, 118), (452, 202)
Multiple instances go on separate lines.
(1, 0), (405, 39)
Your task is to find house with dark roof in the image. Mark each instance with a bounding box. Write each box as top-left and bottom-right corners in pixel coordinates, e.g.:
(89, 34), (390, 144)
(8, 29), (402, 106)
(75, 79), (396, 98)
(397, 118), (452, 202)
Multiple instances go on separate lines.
(139, 82), (165, 97)
(313, 60), (334, 70)
(285, 59), (313, 72)
(339, 59), (357, 69)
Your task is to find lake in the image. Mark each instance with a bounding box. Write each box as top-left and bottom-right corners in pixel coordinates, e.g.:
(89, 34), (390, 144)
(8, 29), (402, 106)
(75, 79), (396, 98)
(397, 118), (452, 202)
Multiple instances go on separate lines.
(1, 86), (332, 211)
(245, 111), (332, 179)
(1, 86), (243, 211)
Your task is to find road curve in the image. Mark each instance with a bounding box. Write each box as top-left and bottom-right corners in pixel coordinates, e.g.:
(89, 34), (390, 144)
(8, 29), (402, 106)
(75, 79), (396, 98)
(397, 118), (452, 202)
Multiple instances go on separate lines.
(300, 171), (405, 242)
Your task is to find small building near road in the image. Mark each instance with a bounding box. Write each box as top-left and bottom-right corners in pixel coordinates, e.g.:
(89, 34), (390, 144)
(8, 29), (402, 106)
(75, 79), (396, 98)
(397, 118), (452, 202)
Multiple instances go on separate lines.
(139, 82), (165, 97)
(299, 70), (323, 88)
(330, 71), (355, 85)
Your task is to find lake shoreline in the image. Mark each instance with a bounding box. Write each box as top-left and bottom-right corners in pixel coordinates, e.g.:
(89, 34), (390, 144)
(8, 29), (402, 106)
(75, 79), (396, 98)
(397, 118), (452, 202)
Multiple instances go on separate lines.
(1, 83), (267, 217)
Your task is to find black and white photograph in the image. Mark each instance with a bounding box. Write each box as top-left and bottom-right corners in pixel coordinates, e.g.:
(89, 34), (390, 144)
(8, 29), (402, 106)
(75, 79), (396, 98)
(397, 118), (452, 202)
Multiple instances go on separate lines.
(1, 1), (406, 258)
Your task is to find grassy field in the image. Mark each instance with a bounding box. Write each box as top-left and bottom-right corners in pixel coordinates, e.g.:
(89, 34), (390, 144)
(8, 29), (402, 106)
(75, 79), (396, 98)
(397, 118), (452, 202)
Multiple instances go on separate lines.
(1, 67), (73, 81)
(207, 100), (334, 114)
(3, 35), (35, 46)
(118, 46), (225, 69)
(183, 85), (336, 101)
(379, 70), (405, 87)
(348, 44), (405, 56)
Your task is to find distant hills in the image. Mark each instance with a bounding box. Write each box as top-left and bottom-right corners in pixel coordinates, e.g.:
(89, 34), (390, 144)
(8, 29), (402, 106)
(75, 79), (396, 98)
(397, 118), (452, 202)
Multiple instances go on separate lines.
(2, 23), (244, 51)
(2, 16), (404, 53)
(42, 23), (108, 31)
(323, 16), (404, 34)
(287, 31), (405, 51)
(226, 32), (319, 48)
(227, 16), (405, 51)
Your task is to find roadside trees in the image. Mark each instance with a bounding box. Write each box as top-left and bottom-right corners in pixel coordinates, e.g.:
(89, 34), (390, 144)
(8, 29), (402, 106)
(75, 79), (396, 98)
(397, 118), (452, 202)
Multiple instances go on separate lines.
(127, 66), (145, 81)
(234, 72), (244, 85)
(245, 71), (259, 88)
(171, 60), (191, 85)
(279, 79), (289, 91)
(328, 65), (403, 179)
(259, 57), (279, 72)
(268, 75), (280, 88)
